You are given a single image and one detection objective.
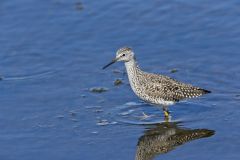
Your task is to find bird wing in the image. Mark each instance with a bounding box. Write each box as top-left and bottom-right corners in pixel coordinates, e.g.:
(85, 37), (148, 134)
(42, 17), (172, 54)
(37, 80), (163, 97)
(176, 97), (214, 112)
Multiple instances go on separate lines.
(143, 73), (210, 102)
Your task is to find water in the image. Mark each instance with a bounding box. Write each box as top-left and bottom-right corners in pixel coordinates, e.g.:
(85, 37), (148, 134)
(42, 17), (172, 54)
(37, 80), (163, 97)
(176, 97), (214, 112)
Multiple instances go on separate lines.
(0, 0), (240, 159)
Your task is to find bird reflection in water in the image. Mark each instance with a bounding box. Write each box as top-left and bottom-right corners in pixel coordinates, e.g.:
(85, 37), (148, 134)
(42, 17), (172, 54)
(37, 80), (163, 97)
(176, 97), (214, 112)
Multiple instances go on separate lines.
(135, 122), (215, 160)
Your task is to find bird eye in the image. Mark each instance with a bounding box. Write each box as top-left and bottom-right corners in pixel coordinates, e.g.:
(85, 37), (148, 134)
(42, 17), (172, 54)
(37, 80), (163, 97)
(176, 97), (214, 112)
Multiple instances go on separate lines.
(122, 54), (125, 56)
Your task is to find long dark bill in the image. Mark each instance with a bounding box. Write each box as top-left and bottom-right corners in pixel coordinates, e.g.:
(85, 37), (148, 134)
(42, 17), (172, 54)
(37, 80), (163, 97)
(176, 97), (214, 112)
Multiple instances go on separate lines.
(102, 59), (117, 69)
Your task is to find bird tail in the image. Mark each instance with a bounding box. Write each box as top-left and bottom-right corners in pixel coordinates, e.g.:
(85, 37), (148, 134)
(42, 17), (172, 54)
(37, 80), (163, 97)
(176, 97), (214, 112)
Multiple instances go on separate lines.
(199, 88), (211, 94)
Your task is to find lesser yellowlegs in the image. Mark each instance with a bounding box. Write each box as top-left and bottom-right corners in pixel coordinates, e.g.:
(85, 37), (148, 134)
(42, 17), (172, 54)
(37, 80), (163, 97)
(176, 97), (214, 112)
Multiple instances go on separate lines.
(103, 47), (210, 119)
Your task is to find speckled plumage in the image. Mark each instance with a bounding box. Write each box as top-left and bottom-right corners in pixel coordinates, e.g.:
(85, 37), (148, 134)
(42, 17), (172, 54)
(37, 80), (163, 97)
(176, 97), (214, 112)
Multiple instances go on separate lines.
(125, 59), (210, 106)
(103, 47), (211, 117)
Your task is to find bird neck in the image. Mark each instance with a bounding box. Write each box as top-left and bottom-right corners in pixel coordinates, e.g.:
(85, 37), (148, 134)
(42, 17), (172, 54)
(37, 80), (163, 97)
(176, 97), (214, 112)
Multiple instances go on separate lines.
(124, 58), (142, 77)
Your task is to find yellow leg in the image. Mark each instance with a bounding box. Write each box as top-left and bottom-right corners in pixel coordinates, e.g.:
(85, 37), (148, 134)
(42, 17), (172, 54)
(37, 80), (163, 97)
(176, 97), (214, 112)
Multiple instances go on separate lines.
(163, 106), (170, 121)
(164, 110), (169, 117)
(163, 110), (171, 122)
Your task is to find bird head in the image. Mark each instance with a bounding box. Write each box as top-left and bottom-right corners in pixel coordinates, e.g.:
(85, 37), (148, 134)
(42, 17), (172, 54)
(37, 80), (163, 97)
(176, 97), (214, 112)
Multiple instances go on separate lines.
(103, 47), (135, 69)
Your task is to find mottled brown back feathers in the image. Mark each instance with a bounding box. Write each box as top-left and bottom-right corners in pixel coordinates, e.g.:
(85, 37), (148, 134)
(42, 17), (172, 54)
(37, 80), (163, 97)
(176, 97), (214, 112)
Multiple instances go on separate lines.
(141, 73), (211, 102)
(124, 55), (210, 105)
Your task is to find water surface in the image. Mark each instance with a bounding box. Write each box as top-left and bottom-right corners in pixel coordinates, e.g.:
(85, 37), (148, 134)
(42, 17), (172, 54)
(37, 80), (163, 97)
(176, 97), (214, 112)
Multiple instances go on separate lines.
(0, 0), (240, 160)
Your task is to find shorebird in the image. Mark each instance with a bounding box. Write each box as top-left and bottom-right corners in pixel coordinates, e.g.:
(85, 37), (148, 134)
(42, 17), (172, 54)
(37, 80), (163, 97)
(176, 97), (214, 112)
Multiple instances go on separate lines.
(103, 47), (211, 119)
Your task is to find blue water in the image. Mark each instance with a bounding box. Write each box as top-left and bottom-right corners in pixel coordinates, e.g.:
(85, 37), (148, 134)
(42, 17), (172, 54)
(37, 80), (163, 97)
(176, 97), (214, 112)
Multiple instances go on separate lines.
(0, 0), (240, 160)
